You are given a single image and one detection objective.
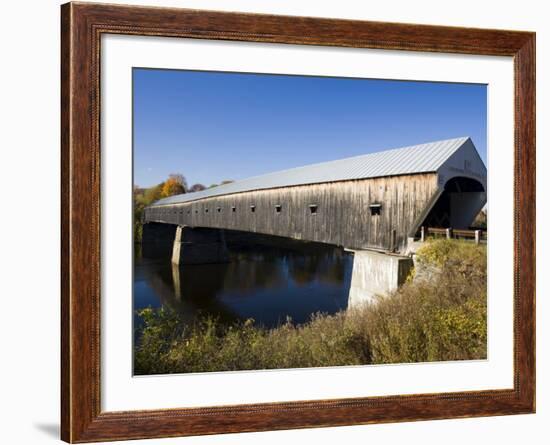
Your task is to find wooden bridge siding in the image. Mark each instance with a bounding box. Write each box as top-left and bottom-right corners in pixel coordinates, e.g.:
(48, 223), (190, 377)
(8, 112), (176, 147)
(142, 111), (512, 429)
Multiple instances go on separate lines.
(144, 173), (439, 252)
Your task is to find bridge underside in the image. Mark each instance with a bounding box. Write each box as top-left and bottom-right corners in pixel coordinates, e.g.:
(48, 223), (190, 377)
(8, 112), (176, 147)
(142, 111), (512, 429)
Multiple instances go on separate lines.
(142, 223), (230, 265)
(141, 224), (413, 308)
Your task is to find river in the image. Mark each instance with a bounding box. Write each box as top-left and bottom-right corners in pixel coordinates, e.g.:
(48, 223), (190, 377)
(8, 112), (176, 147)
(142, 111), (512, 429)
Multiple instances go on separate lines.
(134, 235), (354, 336)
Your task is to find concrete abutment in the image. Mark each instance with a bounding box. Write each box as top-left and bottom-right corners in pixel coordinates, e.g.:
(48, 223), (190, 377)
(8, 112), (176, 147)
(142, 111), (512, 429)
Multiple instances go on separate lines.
(347, 249), (413, 308)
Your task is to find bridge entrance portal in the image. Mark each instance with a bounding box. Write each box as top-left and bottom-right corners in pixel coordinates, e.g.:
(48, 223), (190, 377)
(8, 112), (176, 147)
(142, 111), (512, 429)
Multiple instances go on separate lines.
(421, 176), (486, 230)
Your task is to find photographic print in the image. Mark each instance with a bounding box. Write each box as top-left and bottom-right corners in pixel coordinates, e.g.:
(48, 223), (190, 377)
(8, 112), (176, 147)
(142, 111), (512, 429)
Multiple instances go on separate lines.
(133, 69), (488, 376)
(61, 5), (535, 441)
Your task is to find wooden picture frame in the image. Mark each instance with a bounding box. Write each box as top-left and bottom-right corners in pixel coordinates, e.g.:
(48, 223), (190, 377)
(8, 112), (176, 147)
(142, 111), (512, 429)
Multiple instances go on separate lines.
(61, 2), (535, 442)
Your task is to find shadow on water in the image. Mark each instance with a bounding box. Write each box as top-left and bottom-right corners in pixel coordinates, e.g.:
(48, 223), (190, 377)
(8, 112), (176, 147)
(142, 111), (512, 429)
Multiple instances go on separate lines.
(134, 231), (353, 336)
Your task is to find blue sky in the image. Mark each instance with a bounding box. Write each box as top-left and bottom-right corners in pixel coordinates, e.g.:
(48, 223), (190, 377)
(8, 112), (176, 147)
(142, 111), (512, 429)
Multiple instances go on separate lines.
(133, 69), (486, 188)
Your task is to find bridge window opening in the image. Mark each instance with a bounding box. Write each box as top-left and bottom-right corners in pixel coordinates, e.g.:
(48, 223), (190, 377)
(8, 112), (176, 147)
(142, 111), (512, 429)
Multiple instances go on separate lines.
(205, 208), (209, 213)
(309, 204), (318, 214)
(250, 205), (256, 213)
(275, 204), (282, 213)
(231, 206), (236, 212)
(217, 207), (221, 213)
(195, 210), (198, 214)
(369, 203), (382, 216)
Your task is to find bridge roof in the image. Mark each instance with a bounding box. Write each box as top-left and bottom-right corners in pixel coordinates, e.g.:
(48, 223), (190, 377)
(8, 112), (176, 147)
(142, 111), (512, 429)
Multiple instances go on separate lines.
(152, 137), (472, 206)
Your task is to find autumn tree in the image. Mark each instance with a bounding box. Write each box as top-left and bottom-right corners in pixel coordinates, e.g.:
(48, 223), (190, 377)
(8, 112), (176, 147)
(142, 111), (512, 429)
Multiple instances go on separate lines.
(168, 173), (188, 192)
(161, 173), (187, 197)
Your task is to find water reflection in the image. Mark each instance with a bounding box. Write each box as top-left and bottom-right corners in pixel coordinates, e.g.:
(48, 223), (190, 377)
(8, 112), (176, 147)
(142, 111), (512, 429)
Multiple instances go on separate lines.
(134, 235), (353, 333)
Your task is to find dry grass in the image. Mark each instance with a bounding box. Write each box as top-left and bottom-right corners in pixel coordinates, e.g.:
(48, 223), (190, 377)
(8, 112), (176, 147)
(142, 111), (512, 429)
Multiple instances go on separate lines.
(134, 239), (486, 375)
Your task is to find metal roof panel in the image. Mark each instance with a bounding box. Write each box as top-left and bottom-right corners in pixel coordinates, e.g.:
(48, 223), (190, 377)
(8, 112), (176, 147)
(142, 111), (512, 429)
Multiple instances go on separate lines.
(152, 137), (471, 206)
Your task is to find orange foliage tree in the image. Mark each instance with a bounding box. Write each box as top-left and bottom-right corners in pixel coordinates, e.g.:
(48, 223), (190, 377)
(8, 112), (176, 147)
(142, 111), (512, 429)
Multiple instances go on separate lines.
(161, 174), (187, 197)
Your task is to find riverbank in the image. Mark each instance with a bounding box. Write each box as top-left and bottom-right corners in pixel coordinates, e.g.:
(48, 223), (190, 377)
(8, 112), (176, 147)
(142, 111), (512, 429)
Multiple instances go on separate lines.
(134, 239), (486, 375)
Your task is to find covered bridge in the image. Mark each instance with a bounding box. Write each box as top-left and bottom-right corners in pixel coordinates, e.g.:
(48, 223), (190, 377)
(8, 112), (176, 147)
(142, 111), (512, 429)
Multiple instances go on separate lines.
(144, 136), (487, 256)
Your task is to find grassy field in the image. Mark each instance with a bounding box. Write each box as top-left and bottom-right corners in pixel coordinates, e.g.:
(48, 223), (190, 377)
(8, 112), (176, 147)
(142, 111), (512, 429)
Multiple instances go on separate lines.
(134, 239), (487, 375)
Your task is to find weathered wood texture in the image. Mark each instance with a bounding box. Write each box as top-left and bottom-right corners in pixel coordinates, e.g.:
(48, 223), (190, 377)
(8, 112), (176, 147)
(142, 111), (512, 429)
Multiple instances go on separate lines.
(61, 2), (535, 443)
(145, 174), (439, 253)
